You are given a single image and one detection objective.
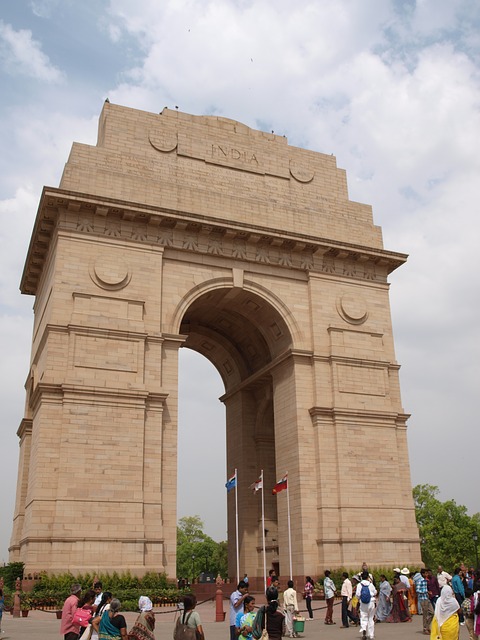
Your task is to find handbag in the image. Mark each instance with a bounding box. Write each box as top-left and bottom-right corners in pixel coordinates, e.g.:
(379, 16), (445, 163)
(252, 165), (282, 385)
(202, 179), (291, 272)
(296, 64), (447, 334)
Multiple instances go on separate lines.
(73, 607), (92, 626)
(260, 611), (269, 640)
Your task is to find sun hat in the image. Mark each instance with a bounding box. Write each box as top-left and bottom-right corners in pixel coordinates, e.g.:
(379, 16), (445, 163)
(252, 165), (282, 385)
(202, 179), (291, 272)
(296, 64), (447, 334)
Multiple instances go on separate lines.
(401, 567), (410, 575)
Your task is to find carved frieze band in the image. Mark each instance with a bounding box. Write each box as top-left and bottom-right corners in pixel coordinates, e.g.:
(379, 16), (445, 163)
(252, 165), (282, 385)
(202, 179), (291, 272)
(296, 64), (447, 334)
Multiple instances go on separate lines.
(21, 192), (406, 294)
(66, 210), (381, 281)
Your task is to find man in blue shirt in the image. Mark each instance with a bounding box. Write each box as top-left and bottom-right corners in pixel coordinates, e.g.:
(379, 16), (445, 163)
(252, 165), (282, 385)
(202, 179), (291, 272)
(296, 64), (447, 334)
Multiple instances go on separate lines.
(451, 568), (465, 625)
(416, 568), (434, 634)
(230, 581), (249, 640)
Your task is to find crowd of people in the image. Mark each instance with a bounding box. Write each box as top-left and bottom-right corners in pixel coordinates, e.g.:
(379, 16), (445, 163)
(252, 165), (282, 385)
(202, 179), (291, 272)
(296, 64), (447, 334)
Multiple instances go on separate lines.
(59, 563), (480, 640)
(61, 580), (164, 640)
(230, 562), (480, 640)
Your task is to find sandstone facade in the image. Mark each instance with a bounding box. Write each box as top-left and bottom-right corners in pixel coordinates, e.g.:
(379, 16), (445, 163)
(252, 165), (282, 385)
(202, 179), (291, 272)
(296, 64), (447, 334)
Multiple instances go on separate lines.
(10, 102), (421, 577)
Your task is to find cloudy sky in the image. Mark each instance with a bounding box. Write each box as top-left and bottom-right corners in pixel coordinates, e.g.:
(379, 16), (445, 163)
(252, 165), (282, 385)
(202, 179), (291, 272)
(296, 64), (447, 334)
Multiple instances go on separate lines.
(1, 0), (479, 563)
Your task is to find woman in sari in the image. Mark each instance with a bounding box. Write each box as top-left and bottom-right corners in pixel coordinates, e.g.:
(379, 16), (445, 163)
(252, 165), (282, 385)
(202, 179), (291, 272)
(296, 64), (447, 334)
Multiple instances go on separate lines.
(94, 598), (128, 639)
(128, 596), (155, 640)
(92, 592), (113, 640)
(407, 572), (418, 616)
(386, 577), (411, 623)
(236, 596), (256, 640)
(376, 575), (392, 622)
(430, 585), (459, 640)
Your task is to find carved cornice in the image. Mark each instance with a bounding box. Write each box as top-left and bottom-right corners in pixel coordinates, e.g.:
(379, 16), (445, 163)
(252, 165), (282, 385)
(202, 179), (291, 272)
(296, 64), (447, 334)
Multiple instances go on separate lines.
(29, 382), (168, 412)
(21, 188), (408, 295)
(309, 406), (411, 426)
(16, 418), (33, 440)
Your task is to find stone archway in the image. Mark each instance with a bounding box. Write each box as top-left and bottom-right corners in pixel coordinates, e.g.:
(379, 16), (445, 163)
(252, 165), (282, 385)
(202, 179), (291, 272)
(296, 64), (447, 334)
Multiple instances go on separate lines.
(9, 102), (421, 578)
(178, 286), (295, 578)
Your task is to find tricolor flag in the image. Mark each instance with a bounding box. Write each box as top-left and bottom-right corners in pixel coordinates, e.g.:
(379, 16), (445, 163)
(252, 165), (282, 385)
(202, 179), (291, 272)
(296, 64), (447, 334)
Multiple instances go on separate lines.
(225, 473), (237, 493)
(250, 475), (263, 493)
(272, 474), (288, 495)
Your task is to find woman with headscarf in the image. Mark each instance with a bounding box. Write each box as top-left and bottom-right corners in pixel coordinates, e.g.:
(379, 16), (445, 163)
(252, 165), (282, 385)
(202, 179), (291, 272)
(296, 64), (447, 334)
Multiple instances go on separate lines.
(376, 575), (392, 622)
(430, 585), (460, 640)
(128, 596), (155, 640)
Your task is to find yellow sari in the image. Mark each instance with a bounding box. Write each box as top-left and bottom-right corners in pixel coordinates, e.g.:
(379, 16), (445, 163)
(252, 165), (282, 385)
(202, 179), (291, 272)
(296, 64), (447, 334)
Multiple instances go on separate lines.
(430, 613), (459, 640)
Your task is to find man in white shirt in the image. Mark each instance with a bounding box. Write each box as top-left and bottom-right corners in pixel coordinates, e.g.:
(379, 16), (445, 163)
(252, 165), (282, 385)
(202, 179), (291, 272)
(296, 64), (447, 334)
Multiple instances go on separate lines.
(436, 566), (452, 588)
(340, 572), (358, 628)
(356, 571), (377, 640)
(283, 580), (299, 638)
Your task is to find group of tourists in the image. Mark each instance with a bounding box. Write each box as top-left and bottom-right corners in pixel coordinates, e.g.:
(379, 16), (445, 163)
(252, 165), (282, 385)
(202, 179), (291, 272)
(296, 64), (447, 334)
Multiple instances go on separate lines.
(230, 579), (289, 640)
(61, 581), (158, 640)
(60, 563), (480, 640)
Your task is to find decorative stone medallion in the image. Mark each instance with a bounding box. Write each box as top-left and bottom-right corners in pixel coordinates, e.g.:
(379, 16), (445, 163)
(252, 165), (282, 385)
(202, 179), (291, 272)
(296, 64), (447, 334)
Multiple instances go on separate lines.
(336, 292), (368, 324)
(148, 130), (178, 153)
(89, 256), (131, 290)
(289, 160), (314, 183)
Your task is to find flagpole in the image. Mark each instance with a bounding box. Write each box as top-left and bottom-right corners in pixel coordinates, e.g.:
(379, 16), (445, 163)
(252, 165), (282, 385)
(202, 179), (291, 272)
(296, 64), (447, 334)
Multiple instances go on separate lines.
(261, 469), (267, 593)
(235, 468), (240, 584)
(286, 472), (292, 579)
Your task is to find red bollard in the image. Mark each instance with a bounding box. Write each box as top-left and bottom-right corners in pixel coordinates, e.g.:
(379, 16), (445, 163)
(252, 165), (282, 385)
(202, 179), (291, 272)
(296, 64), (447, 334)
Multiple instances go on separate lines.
(215, 589), (226, 622)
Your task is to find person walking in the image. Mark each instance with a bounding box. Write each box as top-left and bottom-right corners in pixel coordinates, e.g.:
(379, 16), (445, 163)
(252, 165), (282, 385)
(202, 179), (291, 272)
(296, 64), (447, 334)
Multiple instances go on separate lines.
(283, 580), (299, 638)
(416, 568), (434, 635)
(375, 575), (392, 622)
(356, 570), (377, 640)
(323, 570), (336, 625)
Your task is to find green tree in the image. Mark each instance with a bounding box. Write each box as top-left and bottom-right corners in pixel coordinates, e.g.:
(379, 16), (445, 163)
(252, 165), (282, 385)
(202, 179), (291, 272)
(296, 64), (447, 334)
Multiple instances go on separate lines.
(176, 516), (228, 581)
(413, 484), (478, 569)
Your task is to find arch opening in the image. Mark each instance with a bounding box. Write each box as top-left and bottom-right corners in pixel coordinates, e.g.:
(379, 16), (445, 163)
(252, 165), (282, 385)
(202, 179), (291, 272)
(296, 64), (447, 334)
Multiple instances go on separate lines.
(179, 287), (294, 582)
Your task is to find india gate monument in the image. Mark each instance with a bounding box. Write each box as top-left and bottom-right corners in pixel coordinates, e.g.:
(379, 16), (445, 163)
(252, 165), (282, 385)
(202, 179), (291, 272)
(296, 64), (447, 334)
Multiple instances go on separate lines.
(10, 102), (421, 579)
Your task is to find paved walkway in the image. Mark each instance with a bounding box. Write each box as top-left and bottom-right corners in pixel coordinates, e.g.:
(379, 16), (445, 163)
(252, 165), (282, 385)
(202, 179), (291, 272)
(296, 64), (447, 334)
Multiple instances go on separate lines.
(0, 600), (470, 640)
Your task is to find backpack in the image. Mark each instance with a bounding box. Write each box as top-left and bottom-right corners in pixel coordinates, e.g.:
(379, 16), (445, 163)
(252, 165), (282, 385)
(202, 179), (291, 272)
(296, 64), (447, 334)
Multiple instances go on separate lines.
(360, 583), (371, 604)
(174, 611), (197, 640)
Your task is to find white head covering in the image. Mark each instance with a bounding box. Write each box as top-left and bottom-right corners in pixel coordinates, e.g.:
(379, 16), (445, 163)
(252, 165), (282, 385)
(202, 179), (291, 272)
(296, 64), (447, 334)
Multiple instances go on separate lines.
(401, 567), (410, 575)
(138, 596), (153, 612)
(434, 585), (459, 628)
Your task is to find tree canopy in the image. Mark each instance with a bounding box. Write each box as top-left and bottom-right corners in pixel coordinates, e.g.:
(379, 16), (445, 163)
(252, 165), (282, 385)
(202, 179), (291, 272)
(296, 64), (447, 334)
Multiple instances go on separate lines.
(413, 484), (480, 569)
(176, 515), (227, 581)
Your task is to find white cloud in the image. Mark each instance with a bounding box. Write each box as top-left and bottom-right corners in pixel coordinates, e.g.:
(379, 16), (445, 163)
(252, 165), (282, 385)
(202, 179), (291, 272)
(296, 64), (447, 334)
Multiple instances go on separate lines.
(0, 20), (64, 82)
(29, 0), (61, 19)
